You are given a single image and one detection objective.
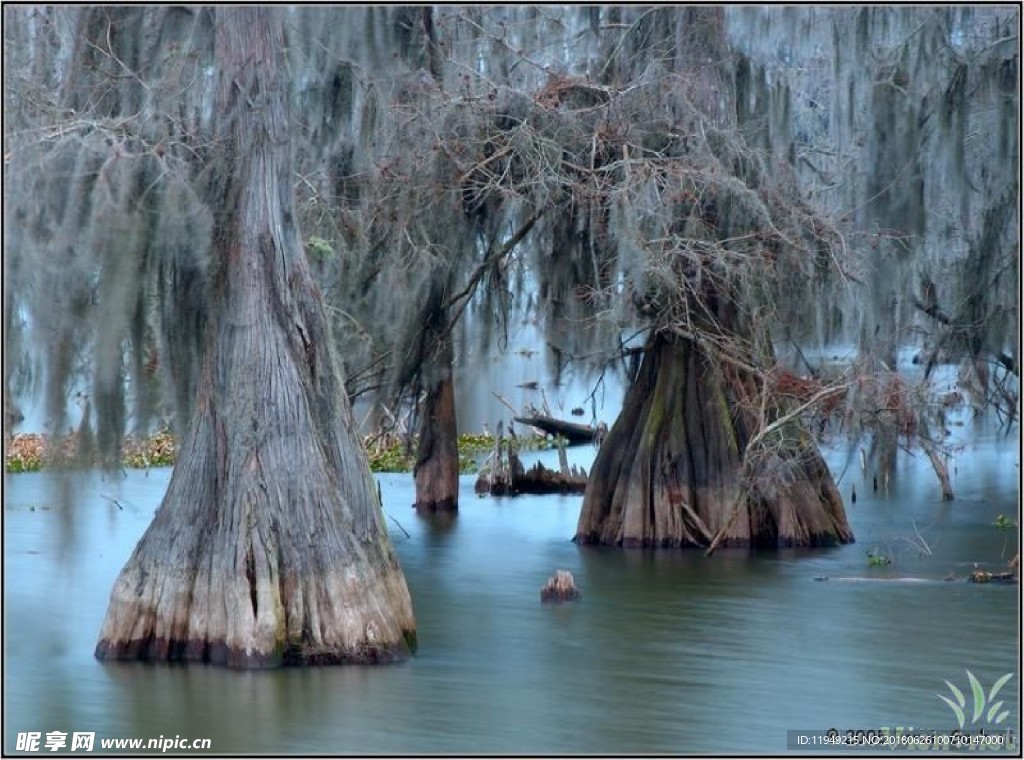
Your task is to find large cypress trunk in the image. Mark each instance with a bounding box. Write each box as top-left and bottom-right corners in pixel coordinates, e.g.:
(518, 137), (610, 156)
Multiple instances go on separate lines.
(574, 7), (853, 550)
(413, 331), (459, 513)
(95, 8), (416, 667)
(575, 334), (854, 549)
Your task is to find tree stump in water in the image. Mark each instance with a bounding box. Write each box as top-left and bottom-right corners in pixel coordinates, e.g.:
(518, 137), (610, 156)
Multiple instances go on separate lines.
(970, 569), (1019, 584)
(474, 422), (588, 496)
(541, 570), (580, 603)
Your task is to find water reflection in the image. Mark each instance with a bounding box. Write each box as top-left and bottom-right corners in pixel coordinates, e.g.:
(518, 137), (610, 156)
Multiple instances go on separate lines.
(415, 508), (458, 536)
(3, 433), (1019, 754)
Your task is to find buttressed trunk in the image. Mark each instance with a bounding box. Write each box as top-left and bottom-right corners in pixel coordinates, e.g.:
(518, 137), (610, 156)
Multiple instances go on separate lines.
(413, 330), (459, 512)
(575, 334), (854, 549)
(95, 8), (416, 667)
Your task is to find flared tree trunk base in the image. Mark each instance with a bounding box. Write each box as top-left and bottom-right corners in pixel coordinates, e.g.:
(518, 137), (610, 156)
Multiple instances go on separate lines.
(94, 237), (418, 666)
(575, 335), (854, 549)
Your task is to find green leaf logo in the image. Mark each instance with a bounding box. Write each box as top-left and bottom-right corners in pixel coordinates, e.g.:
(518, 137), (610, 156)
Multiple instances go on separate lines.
(968, 671), (985, 723)
(940, 679), (967, 728)
(939, 671), (1014, 729)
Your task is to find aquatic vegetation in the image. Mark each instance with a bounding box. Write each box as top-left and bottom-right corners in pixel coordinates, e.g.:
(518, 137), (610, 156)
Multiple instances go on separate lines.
(4, 432), (178, 473)
(992, 513), (1016, 531)
(866, 549), (893, 567)
(5, 430), (550, 474)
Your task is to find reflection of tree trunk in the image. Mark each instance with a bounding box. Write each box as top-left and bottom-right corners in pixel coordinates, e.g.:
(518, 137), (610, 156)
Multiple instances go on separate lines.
(414, 333), (459, 512)
(95, 8), (416, 668)
(576, 334), (854, 548)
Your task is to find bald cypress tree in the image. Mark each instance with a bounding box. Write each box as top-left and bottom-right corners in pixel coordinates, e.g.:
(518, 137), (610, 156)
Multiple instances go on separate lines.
(5, 6), (415, 667)
(96, 7), (415, 667)
(567, 9), (853, 548)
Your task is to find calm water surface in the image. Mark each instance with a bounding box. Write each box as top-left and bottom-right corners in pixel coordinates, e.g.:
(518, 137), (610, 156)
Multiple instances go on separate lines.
(3, 428), (1019, 754)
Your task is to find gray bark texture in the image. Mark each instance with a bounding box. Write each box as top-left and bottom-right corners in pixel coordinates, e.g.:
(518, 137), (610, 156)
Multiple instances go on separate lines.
(575, 335), (855, 549)
(95, 8), (416, 668)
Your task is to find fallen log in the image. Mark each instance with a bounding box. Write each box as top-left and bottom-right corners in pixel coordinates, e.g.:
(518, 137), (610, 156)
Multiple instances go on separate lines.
(513, 414), (598, 445)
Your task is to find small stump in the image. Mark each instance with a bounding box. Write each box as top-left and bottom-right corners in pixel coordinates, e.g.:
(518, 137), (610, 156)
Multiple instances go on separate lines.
(541, 570), (580, 603)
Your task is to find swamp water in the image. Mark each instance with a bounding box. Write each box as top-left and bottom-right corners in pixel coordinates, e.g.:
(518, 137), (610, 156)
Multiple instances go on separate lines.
(3, 425), (1019, 754)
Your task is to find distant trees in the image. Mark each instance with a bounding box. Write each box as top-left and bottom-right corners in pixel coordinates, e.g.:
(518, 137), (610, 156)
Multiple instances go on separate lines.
(729, 7), (1019, 493)
(4, 6), (215, 448)
(847, 7), (1019, 487)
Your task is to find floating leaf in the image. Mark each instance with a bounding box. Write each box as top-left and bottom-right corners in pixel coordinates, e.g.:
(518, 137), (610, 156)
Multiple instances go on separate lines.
(995, 710), (1009, 724)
